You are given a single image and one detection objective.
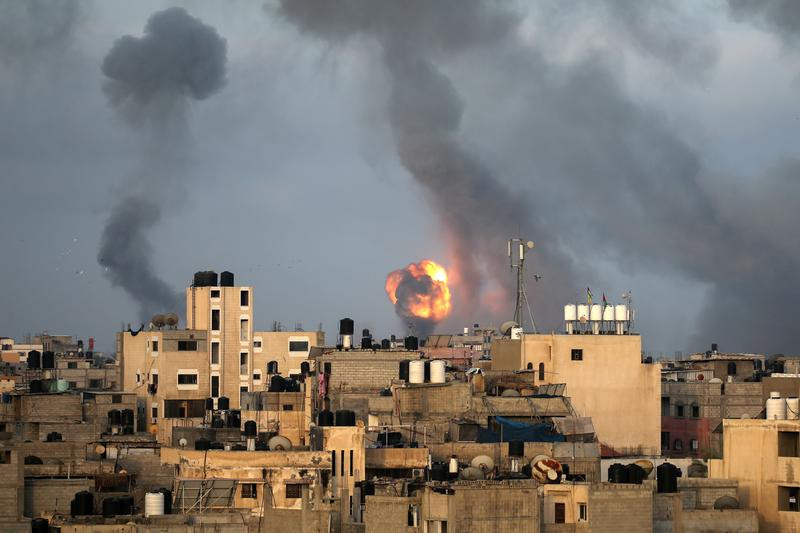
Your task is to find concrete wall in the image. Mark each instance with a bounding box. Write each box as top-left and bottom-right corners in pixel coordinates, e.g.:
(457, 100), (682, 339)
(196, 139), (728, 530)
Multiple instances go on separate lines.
(24, 478), (93, 517)
(493, 334), (660, 456)
(449, 484), (539, 533)
(588, 484), (652, 532)
(364, 495), (416, 533)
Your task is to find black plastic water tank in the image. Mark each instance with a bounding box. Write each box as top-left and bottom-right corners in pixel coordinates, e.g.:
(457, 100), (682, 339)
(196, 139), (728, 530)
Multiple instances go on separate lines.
(217, 396), (230, 411)
(317, 410), (334, 426)
(301, 361), (310, 375)
(244, 420), (257, 437)
(117, 495), (134, 515)
(158, 488), (172, 514)
(626, 463), (647, 484)
(205, 397), (215, 411)
(335, 410), (356, 426)
(381, 339), (391, 349)
(31, 518), (49, 533)
(360, 337), (372, 349)
(27, 350), (41, 369)
(269, 375), (286, 393)
(102, 497), (119, 518)
(121, 409), (134, 426)
(508, 440), (525, 457)
(226, 410), (241, 429)
(75, 490), (93, 515)
(404, 336), (419, 351)
(211, 415), (224, 428)
(220, 271), (235, 287)
(195, 438), (211, 451)
(29, 380), (42, 393)
(42, 351), (55, 369)
(608, 463), (629, 483)
(399, 360), (409, 381)
(193, 271), (218, 287)
(430, 463), (448, 481)
(339, 318), (354, 336)
(657, 463), (681, 493)
(70, 499), (80, 518)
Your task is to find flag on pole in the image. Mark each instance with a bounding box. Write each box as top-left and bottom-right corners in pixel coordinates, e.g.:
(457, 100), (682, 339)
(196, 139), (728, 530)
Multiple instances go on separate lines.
(586, 287), (593, 305)
(602, 293), (608, 307)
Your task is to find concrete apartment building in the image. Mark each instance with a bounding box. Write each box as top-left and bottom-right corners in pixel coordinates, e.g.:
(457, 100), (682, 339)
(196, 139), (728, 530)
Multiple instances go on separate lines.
(492, 332), (661, 456)
(118, 271), (323, 442)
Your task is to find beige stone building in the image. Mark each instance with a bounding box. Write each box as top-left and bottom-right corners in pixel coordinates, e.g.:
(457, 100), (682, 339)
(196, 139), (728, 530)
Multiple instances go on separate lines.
(492, 333), (661, 456)
(118, 272), (323, 442)
(710, 418), (800, 532)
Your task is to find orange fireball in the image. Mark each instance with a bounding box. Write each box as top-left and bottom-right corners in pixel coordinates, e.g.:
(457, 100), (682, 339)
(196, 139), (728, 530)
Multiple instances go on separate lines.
(385, 259), (452, 322)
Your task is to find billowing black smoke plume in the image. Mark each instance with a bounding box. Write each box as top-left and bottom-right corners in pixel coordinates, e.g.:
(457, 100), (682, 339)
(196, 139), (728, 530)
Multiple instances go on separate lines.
(279, 1), (800, 353)
(98, 7), (227, 320)
(279, 0), (578, 328)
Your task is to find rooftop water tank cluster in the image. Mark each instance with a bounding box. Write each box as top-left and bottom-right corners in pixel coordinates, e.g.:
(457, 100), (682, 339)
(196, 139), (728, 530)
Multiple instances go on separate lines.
(402, 359), (446, 385)
(766, 392), (799, 420)
(564, 301), (632, 335)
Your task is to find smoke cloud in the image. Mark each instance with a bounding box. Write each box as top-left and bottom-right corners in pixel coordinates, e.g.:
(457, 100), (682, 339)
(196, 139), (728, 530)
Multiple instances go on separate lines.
(98, 7), (227, 321)
(279, 0), (578, 331)
(728, 0), (800, 44)
(279, 1), (800, 353)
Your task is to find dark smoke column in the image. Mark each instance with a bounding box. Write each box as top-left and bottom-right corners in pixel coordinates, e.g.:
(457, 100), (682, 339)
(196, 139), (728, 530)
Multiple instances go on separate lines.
(98, 7), (227, 320)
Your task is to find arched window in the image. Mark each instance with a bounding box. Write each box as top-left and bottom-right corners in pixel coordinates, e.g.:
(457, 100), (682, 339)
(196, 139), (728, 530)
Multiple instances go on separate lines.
(267, 361), (278, 374)
(675, 402), (685, 418)
(24, 456), (43, 465)
(727, 362), (736, 376)
(538, 362), (545, 381)
(526, 362), (533, 370)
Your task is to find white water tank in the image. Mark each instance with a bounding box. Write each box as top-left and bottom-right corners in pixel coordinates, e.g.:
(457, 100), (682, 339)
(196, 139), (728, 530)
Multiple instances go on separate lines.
(590, 304), (602, 321)
(430, 360), (446, 384)
(564, 304), (577, 321)
(577, 304), (589, 321)
(602, 305), (614, 321)
(448, 456), (458, 474)
(614, 304), (627, 321)
(788, 398), (800, 420)
(145, 492), (165, 517)
(408, 360), (424, 384)
(767, 392), (787, 420)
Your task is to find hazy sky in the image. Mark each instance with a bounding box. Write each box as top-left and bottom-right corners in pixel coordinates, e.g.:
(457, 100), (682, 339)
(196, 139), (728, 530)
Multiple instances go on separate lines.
(1, 1), (798, 356)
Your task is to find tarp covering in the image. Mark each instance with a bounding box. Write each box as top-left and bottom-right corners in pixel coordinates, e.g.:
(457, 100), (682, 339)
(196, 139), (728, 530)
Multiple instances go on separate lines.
(477, 416), (566, 443)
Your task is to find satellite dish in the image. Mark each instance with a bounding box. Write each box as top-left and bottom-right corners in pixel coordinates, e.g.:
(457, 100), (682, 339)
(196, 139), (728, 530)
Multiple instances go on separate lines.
(179, 438), (188, 448)
(471, 455), (495, 472)
(526, 241), (534, 249)
(94, 444), (106, 455)
(499, 320), (519, 336)
(459, 466), (485, 480)
(164, 313), (179, 327)
(268, 435), (292, 451)
(151, 314), (165, 328)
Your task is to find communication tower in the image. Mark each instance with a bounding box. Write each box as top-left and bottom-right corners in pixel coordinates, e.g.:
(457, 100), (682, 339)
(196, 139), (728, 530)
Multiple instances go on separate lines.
(508, 237), (537, 333)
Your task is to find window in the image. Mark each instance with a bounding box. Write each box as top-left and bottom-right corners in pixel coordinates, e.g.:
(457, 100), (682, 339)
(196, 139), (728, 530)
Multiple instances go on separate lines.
(331, 450), (336, 477)
(662, 397), (671, 416)
(283, 404), (294, 411)
(240, 290), (249, 306)
(178, 340), (197, 351)
(690, 439), (698, 451)
(673, 439), (683, 452)
(152, 406), (158, 419)
(152, 373), (159, 385)
(526, 362), (533, 370)
(578, 502), (587, 521)
(68, 381), (77, 389)
(240, 353), (248, 376)
(779, 431), (800, 457)
(341, 450), (345, 477)
(253, 340), (262, 348)
(692, 404), (700, 418)
(67, 362), (77, 369)
(289, 341), (309, 352)
(211, 309), (220, 331)
(538, 362), (545, 381)
(779, 486), (800, 512)
(285, 483), (301, 499)
(675, 404), (685, 418)
(112, 394), (122, 404)
(350, 450), (354, 476)
(241, 483), (257, 499)
(554, 502), (566, 523)
(89, 379), (102, 389)
(240, 319), (249, 341)
(661, 432), (670, 450)
(211, 375), (219, 398)
(211, 342), (220, 365)
(164, 399), (205, 418)
(253, 371), (262, 382)
(0, 451), (11, 464)
(571, 349), (583, 361)
(177, 373), (198, 385)
(727, 362), (737, 376)
(210, 289), (220, 298)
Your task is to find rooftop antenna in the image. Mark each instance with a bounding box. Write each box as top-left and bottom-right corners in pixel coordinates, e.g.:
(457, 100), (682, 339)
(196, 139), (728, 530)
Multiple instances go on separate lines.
(508, 237), (537, 333)
(622, 291), (633, 331)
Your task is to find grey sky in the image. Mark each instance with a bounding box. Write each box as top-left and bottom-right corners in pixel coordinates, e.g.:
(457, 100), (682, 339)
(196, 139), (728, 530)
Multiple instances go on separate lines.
(1, 1), (798, 356)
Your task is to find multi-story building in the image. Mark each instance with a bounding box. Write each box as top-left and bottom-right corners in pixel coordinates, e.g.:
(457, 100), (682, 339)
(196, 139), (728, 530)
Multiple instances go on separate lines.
(118, 271), (324, 442)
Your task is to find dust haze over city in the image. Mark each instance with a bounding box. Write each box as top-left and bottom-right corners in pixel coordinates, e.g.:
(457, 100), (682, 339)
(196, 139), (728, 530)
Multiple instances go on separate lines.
(2, 0), (800, 357)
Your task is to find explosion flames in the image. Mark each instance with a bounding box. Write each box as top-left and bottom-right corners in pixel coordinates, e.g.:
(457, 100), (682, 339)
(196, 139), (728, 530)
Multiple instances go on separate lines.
(385, 260), (452, 337)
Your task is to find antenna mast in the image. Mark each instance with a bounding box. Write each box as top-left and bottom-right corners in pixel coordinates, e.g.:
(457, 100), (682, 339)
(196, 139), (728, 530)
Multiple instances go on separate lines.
(508, 237), (537, 333)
